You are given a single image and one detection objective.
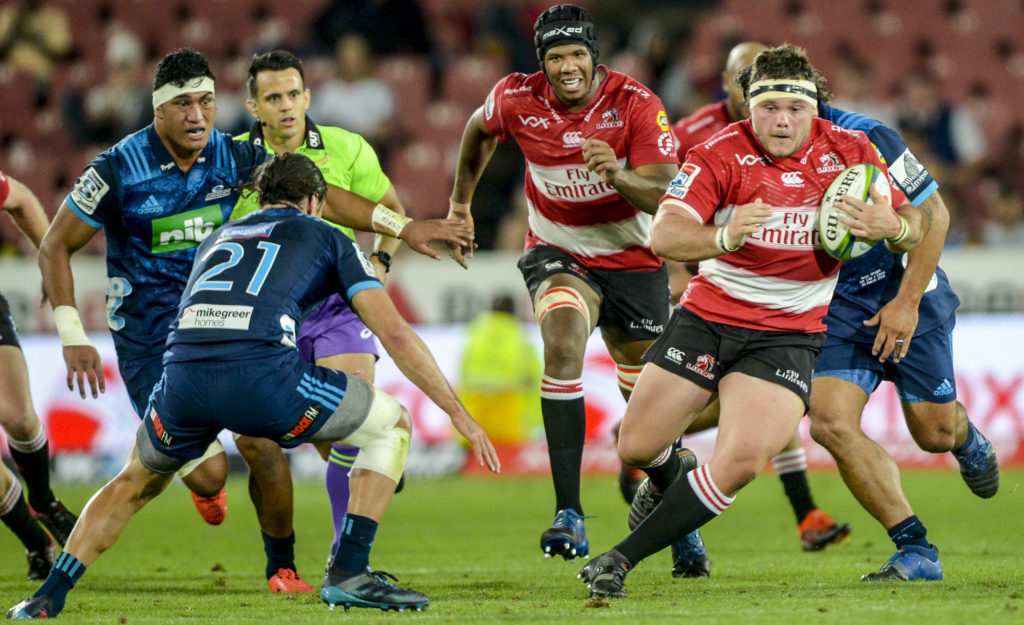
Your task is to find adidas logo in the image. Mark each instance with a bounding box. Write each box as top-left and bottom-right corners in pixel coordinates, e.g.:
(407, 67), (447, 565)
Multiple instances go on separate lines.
(138, 195), (162, 215)
(933, 378), (954, 396)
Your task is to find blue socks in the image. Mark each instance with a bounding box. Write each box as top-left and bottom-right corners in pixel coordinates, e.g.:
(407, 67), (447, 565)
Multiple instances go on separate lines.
(34, 551), (86, 615)
(262, 531), (297, 579)
(330, 514), (378, 577)
(888, 515), (932, 551)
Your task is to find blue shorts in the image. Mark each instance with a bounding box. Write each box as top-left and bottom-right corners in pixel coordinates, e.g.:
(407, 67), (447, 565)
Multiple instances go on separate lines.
(119, 353), (164, 418)
(297, 294), (379, 363)
(813, 314), (957, 404)
(142, 350), (372, 467)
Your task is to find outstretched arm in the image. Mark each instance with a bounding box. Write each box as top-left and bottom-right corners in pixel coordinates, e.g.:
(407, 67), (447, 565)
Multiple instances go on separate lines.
(447, 107), (500, 266)
(1, 175), (50, 250)
(38, 204), (105, 398)
(323, 184), (472, 261)
(352, 288), (501, 473)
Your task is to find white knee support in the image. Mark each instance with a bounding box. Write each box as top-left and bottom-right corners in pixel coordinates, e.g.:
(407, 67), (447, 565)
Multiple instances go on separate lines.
(176, 439), (226, 479)
(343, 389), (410, 484)
(535, 286), (591, 329)
(616, 363), (644, 394)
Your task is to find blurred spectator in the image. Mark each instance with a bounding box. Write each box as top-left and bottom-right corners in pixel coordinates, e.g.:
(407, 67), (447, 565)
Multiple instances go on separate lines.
(977, 176), (1024, 248)
(473, 1), (536, 74)
(458, 294), (542, 445)
(830, 53), (897, 129)
(61, 26), (149, 147)
(309, 34), (396, 157)
(0, 0), (70, 106)
(896, 71), (986, 167)
(470, 140), (526, 252)
(308, 0), (432, 57)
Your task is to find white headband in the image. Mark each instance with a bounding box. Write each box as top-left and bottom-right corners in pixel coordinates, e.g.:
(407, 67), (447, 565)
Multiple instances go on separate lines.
(748, 79), (817, 107)
(152, 76), (216, 109)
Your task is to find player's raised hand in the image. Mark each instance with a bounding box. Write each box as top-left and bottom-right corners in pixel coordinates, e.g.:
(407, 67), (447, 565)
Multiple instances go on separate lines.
(449, 409), (501, 474)
(581, 137), (620, 185)
(63, 344), (105, 398)
(401, 219), (473, 262)
(445, 201), (475, 268)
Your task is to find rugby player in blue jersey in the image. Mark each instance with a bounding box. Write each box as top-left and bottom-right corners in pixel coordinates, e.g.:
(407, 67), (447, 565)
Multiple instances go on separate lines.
(233, 50), (410, 565)
(807, 100), (998, 581)
(8, 153), (499, 619)
(33, 49), (472, 594)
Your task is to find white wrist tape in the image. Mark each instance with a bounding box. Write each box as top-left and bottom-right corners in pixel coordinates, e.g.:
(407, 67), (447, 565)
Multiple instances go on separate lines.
(54, 306), (93, 347)
(716, 226), (739, 254)
(371, 204), (413, 239)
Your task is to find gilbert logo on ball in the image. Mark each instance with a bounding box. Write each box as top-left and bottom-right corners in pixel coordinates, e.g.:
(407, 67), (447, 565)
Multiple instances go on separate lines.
(818, 163), (891, 261)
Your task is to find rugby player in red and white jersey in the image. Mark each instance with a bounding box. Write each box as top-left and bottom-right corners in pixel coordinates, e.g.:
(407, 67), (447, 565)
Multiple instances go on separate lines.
(661, 41), (853, 557)
(446, 4), (679, 562)
(581, 44), (926, 599)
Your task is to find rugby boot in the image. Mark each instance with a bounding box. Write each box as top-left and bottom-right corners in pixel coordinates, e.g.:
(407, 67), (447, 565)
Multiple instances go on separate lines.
(540, 508), (589, 560)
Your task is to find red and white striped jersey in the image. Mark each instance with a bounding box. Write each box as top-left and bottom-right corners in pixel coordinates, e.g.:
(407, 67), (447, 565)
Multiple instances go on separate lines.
(660, 118), (907, 333)
(482, 66), (678, 271)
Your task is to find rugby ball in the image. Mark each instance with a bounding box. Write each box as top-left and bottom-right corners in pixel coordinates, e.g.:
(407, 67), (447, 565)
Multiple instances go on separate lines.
(818, 163), (890, 261)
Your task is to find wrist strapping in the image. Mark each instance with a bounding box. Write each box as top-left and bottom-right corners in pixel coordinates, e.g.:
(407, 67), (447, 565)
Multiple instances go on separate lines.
(716, 226), (739, 254)
(888, 215), (909, 245)
(371, 204), (412, 238)
(54, 306), (93, 347)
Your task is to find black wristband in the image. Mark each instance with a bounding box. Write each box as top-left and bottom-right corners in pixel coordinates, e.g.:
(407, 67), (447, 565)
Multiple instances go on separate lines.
(370, 250), (392, 273)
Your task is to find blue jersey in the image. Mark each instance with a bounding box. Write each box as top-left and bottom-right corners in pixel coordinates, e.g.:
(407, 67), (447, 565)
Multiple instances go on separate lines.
(817, 104), (960, 343)
(164, 207), (382, 363)
(66, 125), (271, 361)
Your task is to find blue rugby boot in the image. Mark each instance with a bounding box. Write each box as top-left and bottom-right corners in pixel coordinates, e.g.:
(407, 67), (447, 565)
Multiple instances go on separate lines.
(861, 544), (943, 581)
(953, 424), (999, 498)
(540, 509), (589, 560)
(6, 596), (54, 619)
(671, 529), (710, 578)
(320, 568), (429, 612)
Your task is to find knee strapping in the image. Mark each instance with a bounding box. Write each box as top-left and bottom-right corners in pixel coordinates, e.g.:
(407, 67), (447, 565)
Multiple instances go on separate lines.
(344, 390), (410, 484)
(535, 286), (591, 329)
(176, 439), (226, 479)
(615, 363), (644, 394)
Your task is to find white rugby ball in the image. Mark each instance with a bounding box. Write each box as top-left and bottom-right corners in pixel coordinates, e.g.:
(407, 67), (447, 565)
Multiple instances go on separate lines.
(818, 163), (891, 261)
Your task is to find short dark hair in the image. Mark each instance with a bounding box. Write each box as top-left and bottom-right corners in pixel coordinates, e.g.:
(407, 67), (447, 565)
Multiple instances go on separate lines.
(153, 48), (215, 91)
(245, 153), (326, 209)
(736, 44), (833, 104)
(247, 50), (305, 99)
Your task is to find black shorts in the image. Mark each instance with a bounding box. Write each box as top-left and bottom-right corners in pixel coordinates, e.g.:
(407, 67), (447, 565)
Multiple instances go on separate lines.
(0, 294), (21, 348)
(644, 306), (825, 409)
(517, 245), (669, 339)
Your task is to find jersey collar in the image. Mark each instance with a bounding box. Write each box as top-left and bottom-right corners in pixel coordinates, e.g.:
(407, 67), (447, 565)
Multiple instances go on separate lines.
(246, 116), (324, 153)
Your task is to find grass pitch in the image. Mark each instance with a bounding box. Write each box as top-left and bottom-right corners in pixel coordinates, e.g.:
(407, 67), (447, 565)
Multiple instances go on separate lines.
(1, 469), (1021, 624)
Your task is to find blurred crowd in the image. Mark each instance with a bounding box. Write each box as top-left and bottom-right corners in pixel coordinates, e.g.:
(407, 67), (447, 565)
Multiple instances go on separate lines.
(1, 0), (1022, 257)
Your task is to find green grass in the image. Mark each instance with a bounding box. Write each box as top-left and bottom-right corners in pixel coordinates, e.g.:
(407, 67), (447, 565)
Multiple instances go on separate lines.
(2, 470), (1022, 624)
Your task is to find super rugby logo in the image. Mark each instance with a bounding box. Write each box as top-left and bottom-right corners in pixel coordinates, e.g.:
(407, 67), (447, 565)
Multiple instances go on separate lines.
(666, 163), (700, 199)
(685, 354), (715, 380)
(152, 205), (223, 253)
(70, 168), (110, 215)
(518, 115), (550, 129)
